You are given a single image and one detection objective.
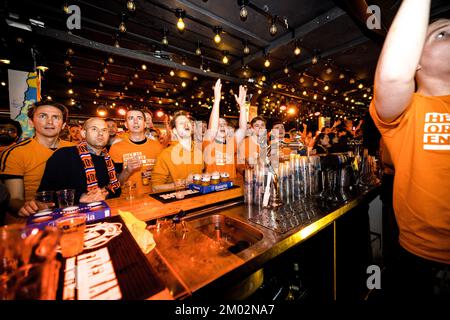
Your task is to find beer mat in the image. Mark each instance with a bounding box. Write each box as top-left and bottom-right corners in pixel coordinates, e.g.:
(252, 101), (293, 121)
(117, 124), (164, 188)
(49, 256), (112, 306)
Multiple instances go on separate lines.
(56, 215), (167, 300)
(149, 185), (239, 204)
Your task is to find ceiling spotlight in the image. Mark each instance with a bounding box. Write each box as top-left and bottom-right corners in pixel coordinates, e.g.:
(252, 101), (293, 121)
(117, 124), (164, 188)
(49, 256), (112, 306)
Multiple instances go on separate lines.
(127, 0), (136, 12)
(238, 0), (249, 20)
(214, 26), (222, 44)
(141, 64), (147, 70)
(175, 9), (186, 31)
(269, 17), (277, 36)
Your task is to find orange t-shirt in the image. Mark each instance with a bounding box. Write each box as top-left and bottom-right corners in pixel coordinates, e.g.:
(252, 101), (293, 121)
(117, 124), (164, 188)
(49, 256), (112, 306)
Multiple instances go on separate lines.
(203, 139), (238, 178)
(152, 141), (204, 187)
(0, 138), (73, 202)
(109, 138), (163, 194)
(370, 93), (450, 264)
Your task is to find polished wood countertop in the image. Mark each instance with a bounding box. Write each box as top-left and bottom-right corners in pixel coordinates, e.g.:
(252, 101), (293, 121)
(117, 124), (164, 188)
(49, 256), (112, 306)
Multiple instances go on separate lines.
(106, 178), (244, 222)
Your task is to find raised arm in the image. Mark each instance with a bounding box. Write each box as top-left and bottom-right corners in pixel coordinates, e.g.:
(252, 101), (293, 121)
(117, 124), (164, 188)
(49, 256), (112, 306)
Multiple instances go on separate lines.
(234, 85), (248, 146)
(374, 0), (431, 122)
(204, 79), (222, 141)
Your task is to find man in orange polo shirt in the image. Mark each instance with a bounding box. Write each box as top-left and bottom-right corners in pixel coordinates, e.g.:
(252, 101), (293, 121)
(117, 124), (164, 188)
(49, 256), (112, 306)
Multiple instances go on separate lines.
(370, 0), (449, 299)
(109, 109), (163, 194)
(0, 101), (73, 217)
(203, 79), (248, 179)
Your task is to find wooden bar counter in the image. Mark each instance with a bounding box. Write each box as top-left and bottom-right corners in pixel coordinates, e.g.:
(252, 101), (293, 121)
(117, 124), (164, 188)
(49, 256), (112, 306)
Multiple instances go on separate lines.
(107, 178), (244, 222)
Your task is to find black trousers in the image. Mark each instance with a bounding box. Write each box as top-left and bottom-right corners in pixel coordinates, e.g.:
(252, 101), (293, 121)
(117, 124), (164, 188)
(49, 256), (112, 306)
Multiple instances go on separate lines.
(382, 246), (450, 301)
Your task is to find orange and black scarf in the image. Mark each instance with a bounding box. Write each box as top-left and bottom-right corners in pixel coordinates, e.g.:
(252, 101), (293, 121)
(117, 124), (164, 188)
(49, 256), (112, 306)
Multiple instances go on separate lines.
(77, 142), (120, 194)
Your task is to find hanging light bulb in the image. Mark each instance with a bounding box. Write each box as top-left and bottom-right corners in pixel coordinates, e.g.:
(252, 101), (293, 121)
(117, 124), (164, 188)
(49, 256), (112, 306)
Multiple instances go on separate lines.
(195, 41), (202, 55)
(97, 105), (108, 117)
(238, 0), (249, 20)
(264, 56), (270, 68)
(312, 55), (318, 64)
(114, 39), (120, 48)
(119, 21), (127, 33)
(170, 70), (175, 76)
(175, 9), (186, 31)
(133, 72), (139, 79)
(339, 73), (345, 79)
(68, 88), (74, 95)
(284, 66), (289, 74)
(261, 75), (266, 82)
(108, 56), (114, 64)
(214, 26), (222, 44)
(141, 64), (147, 70)
(269, 17), (277, 36)
(222, 51), (229, 64)
(63, 2), (70, 13)
(324, 84), (330, 91)
(119, 13), (127, 33)
(243, 40), (250, 55)
(294, 40), (301, 56)
(127, 0), (136, 12)
(162, 35), (169, 46)
(181, 81), (187, 87)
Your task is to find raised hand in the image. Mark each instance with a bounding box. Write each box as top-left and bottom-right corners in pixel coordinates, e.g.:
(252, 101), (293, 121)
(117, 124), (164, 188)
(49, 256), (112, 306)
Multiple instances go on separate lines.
(214, 78), (222, 102)
(234, 85), (247, 108)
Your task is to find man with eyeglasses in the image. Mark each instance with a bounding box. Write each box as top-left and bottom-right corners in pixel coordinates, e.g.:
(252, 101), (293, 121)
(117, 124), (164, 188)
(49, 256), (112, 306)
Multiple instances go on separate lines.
(0, 101), (73, 219)
(109, 109), (163, 194)
(0, 118), (22, 153)
(33, 118), (139, 213)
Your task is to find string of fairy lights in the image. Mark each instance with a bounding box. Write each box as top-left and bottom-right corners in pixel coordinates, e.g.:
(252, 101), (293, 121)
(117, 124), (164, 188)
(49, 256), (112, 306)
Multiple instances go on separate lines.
(39, 0), (374, 122)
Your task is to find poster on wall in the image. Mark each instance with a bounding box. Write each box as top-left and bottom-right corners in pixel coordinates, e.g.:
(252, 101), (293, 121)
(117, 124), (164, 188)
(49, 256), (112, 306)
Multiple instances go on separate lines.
(8, 69), (41, 139)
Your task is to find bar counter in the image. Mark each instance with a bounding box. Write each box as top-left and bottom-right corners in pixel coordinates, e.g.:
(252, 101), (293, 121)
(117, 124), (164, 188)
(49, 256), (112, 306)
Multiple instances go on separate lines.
(106, 179), (379, 300)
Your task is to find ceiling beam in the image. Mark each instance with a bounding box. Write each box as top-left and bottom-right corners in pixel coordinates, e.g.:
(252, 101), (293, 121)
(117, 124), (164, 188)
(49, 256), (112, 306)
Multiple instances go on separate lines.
(228, 6), (346, 71)
(175, 0), (270, 46)
(33, 26), (246, 84)
(271, 35), (369, 81)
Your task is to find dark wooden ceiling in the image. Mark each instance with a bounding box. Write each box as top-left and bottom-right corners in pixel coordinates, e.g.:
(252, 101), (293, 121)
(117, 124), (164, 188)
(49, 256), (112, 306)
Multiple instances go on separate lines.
(0, 0), (449, 126)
